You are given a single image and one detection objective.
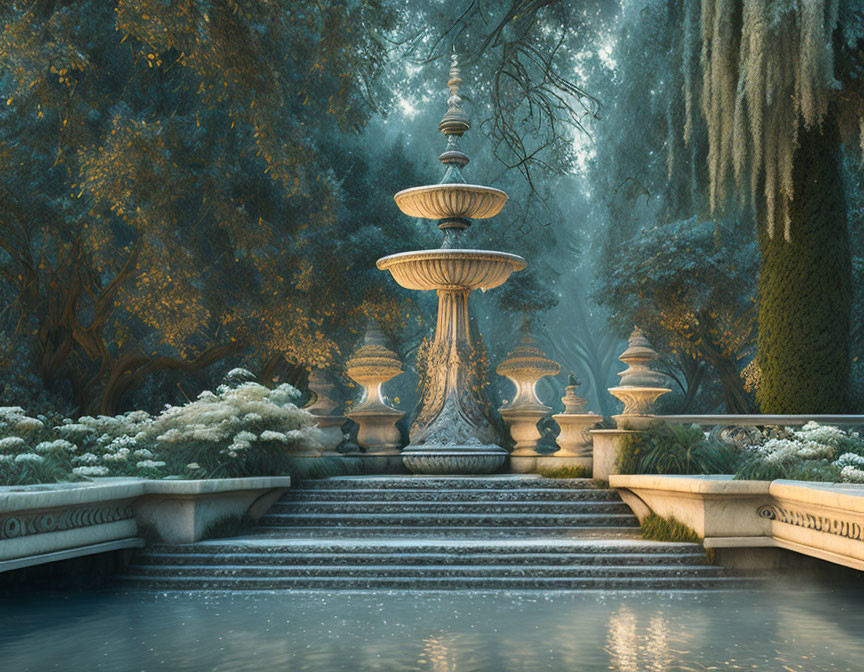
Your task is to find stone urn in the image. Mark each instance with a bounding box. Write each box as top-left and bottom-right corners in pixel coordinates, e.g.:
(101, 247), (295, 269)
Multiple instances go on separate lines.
(305, 369), (346, 453)
(552, 374), (600, 463)
(345, 320), (405, 455)
(608, 328), (670, 430)
(496, 323), (560, 458)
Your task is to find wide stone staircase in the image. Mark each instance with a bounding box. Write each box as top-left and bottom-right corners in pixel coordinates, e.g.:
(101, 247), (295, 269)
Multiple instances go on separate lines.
(122, 476), (751, 590)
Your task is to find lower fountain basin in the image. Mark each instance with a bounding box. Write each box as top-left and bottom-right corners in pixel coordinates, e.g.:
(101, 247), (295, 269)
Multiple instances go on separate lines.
(376, 249), (526, 291)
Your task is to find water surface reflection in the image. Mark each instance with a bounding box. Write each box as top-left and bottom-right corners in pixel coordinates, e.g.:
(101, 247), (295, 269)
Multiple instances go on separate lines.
(0, 585), (862, 671)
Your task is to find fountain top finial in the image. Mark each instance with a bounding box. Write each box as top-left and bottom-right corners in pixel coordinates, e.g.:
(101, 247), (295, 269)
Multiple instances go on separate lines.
(438, 50), (471, 176)
(438, 49), (470, 138)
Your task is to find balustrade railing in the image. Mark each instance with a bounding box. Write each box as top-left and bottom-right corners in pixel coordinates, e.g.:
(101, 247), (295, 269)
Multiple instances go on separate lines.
(658, 414), (864, 427)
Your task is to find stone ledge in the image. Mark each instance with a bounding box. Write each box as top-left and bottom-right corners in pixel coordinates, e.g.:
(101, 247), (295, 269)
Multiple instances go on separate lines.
(611, 474), (771, 496)
(0, 476), (292, 514)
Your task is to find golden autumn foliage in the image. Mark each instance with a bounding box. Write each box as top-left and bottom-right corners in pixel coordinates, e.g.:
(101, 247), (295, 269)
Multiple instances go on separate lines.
(0, 0), (410, 414)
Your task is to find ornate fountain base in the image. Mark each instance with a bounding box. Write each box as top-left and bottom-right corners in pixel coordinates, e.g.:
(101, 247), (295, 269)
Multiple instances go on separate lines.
(402, 442), (507, 475)
(401, 391), (506, 474)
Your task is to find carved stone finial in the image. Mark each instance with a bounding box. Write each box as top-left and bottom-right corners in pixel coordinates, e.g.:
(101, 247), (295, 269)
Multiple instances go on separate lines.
(438, 50), (470, 138)
(608, 327), (671, 427)
(345, 319), (404, 454)
(616, 327), (666, 388)
(438, 50), (471, 182)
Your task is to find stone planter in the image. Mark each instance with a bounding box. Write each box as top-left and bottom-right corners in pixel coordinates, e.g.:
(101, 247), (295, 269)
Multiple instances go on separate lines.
(608, 475), (864, 572)
(609, 474), (772, 538)
(133, 477), (291, 544)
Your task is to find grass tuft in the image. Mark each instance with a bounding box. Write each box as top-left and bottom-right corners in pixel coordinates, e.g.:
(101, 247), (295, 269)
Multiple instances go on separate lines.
(538, 464), (591, 479)
(640, 512), (702, 544)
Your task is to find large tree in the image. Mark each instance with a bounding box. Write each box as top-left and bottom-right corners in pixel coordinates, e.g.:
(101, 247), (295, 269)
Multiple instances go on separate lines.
(686, 0), (863, 412)
(591, 0), (864, 413)
(0, 0), (415, 414)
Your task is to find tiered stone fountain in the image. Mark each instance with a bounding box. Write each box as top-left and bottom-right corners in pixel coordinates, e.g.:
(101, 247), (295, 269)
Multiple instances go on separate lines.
(377, 54), (526, 474)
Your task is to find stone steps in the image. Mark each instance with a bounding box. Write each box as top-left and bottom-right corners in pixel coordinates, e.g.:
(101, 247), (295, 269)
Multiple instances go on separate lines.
(269, 501), (633, 515)
(149, 539), (701, 554)
(257, 512), (639, 528)
(245, 526), (645, 538)
(291, 477), (600, 490)
(282, 488), (621, 502)
(124, 563), (724, 579)
(123, 476), (746, 591)
(133, 551), (708, 567)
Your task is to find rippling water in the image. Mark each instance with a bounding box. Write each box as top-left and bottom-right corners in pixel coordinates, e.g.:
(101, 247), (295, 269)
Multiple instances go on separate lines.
(2, 584), (863, 671)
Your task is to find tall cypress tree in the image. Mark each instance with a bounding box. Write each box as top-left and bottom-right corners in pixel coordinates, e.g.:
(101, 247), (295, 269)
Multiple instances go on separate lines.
(757, 115), (852, 412)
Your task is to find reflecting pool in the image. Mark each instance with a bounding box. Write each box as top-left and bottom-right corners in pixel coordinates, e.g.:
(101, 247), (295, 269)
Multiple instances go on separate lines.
(1, 583), (863, 671)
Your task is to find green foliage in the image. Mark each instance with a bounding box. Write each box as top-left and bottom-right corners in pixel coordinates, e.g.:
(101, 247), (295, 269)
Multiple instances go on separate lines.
(618, 423), (740, 476)
(640, 513), (701, 544)
(0, 0), (415, 415)
(756, 119), (852, 413)
(595, 217), (758, 413)
(287, 456), (364, 481)
(736, 455), (843, 483)
(538, 464), (591, 479)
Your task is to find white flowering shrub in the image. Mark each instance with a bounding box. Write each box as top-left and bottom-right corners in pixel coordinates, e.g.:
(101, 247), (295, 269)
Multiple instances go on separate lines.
(0, 373), (321, 485)
(0, 406), (71, 485)
(736, 423), (864, 483)
(144, 378), (321, 478)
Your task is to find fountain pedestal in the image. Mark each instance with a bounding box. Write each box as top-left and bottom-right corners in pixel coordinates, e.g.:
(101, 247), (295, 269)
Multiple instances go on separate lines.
(378, 254), (524, 474)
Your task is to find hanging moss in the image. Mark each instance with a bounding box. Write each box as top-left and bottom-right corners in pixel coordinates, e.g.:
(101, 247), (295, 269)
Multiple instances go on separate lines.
(757, 115), (852, 413)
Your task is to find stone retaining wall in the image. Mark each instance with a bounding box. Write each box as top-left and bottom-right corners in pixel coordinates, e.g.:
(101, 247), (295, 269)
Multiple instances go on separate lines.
(611, 474), (864, 571)
(0, 476), (290, 572)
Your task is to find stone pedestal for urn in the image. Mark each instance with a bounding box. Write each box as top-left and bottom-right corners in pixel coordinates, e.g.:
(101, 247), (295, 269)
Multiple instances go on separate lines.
(496, 324), (560, 474)
(377, 54), (526, 475)
(547, 376), (600, 472)
(345, 320), (404, 455)
(608, 328), (671, 431)
(590, 428), (637, 481)
(305, 369), (346, 454)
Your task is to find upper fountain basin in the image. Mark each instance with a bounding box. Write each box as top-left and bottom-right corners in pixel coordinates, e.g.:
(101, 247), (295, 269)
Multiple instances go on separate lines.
(394, 184), (508, 220)
(376, 249), (526, 291)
